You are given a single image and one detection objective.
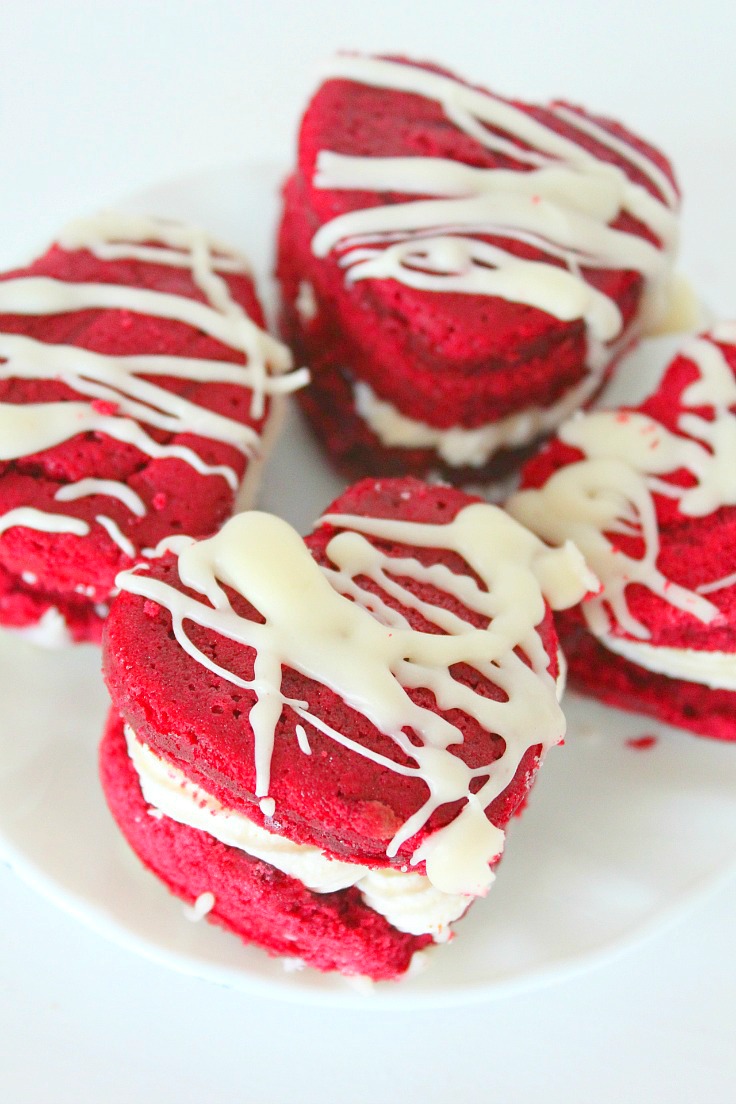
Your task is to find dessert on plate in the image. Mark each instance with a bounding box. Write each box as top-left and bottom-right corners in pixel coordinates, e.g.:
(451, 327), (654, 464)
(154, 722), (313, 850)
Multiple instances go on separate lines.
(0, 211), (304, 644)
(509, 324), (736, 741)
(277, 53), (681, 482)
(100, 476), (593, 980)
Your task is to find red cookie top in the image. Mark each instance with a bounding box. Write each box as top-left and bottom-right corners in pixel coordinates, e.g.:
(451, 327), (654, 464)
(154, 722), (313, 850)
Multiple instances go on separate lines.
(0, 212), (299, 608)
(286, 53), (679, 427)
(103, 477), (590, 896)
(511, 326), (736, 654)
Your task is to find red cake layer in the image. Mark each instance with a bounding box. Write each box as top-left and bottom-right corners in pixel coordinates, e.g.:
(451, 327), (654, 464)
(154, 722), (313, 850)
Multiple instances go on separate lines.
(0, 231), (273, 642)
(100, 710), (432, 980)
(276, 54), (678, 479)
(103, 478), (559, 871)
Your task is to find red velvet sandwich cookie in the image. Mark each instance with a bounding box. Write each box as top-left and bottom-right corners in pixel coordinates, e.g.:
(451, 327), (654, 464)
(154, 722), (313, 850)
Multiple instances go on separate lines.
(0, 211), (305, 644)
(101, 476), (592, 980)
(509, 324), (736, 741)
(277, 53), (680, 482)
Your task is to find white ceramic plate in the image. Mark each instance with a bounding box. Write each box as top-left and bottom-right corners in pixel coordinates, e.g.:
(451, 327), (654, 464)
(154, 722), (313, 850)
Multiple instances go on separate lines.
(1, 164), (735, 1010)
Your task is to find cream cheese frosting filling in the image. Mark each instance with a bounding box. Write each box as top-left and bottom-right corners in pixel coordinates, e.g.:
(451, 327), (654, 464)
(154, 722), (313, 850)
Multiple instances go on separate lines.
(597, 634), (736, 691)
(125, 725), (471, 940)
(353, 369), (607, 467)
(117, 502), (594, 896)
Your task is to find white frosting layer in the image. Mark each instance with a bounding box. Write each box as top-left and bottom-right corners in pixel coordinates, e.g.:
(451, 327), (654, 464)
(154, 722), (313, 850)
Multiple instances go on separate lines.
(117, 503), (593, 896)
(598, 633), (736, 691)
(353, 368), (605, 467)
(508, 327), (736, 690)
(125, 726), (470, 940)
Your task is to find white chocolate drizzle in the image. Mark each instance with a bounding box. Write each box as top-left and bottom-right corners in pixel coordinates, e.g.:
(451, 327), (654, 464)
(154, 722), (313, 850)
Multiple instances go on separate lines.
(310, 56), (679, 435)
(698, 570), (736, 597)
(183, 891), (216, 922)
(0, 212), (305, 563)
(94, 514), (137, 559)
(116, 502), (592, 896)
(508, 328), (736, 658)
(55, 478), (147, 517)
(0, 506), (89, 538)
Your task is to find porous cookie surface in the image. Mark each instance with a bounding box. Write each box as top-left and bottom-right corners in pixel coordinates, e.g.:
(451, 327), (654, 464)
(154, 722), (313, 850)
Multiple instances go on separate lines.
(277, 54), (680, 479)
(0, 213), (300, 642)
(509, 324), (736, 740)
(102, 477), (592, 976)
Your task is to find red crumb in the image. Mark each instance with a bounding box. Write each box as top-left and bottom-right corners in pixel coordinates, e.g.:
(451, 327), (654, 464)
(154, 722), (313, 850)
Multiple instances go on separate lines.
(625, 735), (659, 750)
(91, 399), (119, 416)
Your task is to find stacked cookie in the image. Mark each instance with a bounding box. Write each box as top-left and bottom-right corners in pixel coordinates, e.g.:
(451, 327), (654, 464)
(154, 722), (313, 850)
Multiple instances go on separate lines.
(101, 478), (591, 979)
(278, 54), (679, 481)
(509, 326), (736, 742)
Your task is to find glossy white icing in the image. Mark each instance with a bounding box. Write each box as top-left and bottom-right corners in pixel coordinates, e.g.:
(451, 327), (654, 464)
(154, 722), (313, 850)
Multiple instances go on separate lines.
(312, 56), (678, 351)
(698, 570), (736, 597)
(0, 506), (89, 538)
(0, 395), (239, 488)
(95, 515), (136, 559)
(58, 211), (252, 271)
(318, 57), (676, 204)
(126, 724), (469, 938)
(0, 212), (304, 565)
(508, 330), (736, 682)
(259, 797), (276, 818)
(116, 502), (593, 896)
(55, 478), (146, 517)
(183, 891), (216, 922)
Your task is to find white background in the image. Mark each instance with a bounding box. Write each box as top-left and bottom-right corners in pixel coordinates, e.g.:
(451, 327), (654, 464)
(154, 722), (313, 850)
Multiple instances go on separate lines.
(1, 2), (735, 1101)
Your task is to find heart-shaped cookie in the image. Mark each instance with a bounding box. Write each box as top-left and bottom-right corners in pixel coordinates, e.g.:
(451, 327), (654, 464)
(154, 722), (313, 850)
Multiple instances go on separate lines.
(509, 324), (736, 740)
(277, 54), (680, 482)
(0, 212), (301, 643)
(101, 477), (590, 978)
